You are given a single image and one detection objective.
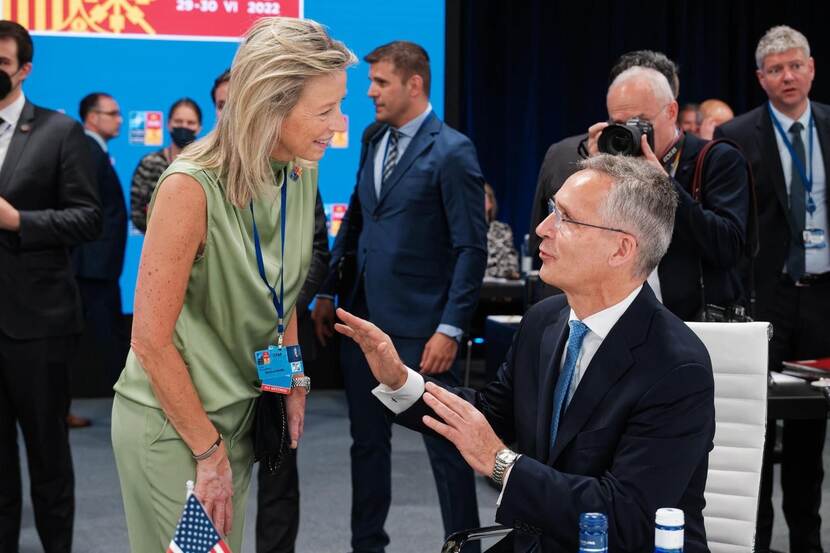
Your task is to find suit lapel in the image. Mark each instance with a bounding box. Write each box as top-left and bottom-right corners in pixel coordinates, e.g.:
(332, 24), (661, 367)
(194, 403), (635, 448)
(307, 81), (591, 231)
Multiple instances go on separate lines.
(547, 287), (656, 463)
(812, 102), (830, 212)
(0, 100), (35, 195)
(534, 309), (570, 460)
(375, 112), (440, 210)
(757, 106), (789, 216)
(359, 130), (383, 213)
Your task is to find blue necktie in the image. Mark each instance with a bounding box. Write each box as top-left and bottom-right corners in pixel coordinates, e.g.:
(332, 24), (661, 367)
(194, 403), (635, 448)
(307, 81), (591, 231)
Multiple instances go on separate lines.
(787, 121), (807, 281)
(550, 320), (590, 449)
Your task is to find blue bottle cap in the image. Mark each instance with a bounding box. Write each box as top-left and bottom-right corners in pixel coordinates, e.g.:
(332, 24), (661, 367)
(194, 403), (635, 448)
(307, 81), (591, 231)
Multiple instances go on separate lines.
(579, 512), (608, 531)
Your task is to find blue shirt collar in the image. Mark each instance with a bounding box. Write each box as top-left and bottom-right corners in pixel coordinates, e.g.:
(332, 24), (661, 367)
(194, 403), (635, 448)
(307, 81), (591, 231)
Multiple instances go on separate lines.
(393, 103), (432, 138)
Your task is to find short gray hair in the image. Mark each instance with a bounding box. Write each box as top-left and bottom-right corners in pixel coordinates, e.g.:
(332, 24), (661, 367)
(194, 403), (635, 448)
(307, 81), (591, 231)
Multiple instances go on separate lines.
(609, 66), (674, 106)
(579, 155), (678, 278)
(756, 25), (810, 69)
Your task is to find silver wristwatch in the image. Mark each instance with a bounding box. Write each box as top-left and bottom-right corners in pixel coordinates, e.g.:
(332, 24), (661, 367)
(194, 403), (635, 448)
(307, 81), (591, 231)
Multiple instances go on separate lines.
(291, 376), (311, 394)
(491, 448), (519, 486)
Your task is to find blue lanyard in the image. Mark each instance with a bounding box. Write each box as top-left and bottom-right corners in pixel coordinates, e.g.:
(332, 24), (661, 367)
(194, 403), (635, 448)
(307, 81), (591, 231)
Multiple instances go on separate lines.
(768, 103), (817, 215)
(250, 168), (288, 346)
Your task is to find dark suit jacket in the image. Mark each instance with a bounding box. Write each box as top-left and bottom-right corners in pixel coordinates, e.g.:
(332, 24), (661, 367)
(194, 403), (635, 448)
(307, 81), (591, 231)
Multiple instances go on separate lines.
(716, 101), (830, 311)
(295, 189), (330, 316)
(529, 133), (586, 262)
(397, 287), (715, 552)
(326, 112), (488, 338)
(71, 134), (127, 281)
(0, 100), (100, 340)
(659, 132), (750, 320)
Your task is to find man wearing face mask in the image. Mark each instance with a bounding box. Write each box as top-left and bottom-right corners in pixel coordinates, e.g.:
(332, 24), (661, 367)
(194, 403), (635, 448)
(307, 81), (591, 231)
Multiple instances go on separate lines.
(129, 97), (202, 233)
(0, 21), (100, 553)
(586, 67), (751, 321)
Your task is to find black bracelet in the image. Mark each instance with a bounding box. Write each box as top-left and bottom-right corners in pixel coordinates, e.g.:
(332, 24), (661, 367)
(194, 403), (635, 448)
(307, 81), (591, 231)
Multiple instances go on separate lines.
(192, 432), (223, 461)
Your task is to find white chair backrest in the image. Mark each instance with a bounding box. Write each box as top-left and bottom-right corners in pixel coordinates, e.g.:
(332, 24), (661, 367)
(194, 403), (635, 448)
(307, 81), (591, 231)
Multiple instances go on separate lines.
(686, 321), (769, 553)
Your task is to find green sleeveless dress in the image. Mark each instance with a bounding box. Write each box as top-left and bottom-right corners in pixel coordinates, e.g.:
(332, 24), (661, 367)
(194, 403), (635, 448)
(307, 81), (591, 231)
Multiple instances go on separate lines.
(114, 158), (316, 412)
(111, 157), (316, 553)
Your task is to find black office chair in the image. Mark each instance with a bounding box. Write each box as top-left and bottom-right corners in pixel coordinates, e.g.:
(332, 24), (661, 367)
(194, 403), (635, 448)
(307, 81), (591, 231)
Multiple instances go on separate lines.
(441, 525), (512, 553)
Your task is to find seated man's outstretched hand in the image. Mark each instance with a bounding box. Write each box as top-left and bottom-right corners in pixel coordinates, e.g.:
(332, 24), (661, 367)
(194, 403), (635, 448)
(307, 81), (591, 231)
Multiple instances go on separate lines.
(335, 308), (408, 389)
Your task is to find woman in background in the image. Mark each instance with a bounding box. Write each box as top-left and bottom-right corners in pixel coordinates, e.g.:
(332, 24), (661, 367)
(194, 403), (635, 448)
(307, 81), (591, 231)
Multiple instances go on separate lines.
(484, 182), (520, 279)
(129, 97), (203, 232)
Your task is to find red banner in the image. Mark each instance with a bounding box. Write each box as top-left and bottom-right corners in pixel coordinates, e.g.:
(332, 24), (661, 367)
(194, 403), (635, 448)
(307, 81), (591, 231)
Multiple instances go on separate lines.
(5, 0), (303, 40)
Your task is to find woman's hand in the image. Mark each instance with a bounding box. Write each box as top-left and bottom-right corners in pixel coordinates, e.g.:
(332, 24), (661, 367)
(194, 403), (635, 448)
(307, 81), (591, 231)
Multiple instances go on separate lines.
(286, 388), (306, 449)
(194, 442), (234, 536)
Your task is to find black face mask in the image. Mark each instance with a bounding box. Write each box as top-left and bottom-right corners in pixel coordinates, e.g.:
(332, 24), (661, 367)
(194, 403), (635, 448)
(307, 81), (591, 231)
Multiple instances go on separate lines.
(170, 126), (196, 148)
(0, 71), (13, 101)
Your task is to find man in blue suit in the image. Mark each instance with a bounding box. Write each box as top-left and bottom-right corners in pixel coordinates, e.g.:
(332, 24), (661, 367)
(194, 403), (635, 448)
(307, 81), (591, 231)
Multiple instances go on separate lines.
(315, 41), (487, 552)
(72, 93), (128, 389)
(336, 155), (716, 553)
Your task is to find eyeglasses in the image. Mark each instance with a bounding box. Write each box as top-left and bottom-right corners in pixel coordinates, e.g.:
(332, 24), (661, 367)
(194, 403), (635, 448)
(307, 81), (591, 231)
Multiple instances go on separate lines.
(763, 61), (809, 78)
(546, 198), (632, 235)
(94, 109), (121, 117)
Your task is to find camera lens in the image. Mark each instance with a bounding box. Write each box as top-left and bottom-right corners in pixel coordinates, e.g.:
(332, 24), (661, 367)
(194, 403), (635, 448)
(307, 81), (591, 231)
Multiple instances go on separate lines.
(598, 125), (638, 156)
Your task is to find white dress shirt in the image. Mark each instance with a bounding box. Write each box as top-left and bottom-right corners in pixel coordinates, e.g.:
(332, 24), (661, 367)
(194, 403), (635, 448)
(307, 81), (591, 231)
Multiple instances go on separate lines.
(0, 92), (26, 171)
(373, 284), (644, 505)
(768, 101), (830, 275)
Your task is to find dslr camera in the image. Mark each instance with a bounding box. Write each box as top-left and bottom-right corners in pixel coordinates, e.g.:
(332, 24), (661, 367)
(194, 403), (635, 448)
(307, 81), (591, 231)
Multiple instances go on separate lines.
(598, 117), (654, 156)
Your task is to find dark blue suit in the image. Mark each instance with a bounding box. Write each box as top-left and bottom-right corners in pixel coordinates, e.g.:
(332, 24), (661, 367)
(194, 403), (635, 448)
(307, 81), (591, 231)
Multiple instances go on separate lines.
(71, 134), (128, 385)
(398, 287), (715, 552)
(327, 112), (488, 552)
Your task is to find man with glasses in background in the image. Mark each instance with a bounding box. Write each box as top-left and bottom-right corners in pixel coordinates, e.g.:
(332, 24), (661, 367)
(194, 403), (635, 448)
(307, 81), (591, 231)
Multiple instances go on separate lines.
(586, 66), (751, 321)
(717, 25), (830, 553)
(71, 93), (128, 406)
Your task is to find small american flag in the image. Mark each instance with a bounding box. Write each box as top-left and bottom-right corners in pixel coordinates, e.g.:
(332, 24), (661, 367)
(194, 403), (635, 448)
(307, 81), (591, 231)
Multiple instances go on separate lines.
(167, 484), (232, 553)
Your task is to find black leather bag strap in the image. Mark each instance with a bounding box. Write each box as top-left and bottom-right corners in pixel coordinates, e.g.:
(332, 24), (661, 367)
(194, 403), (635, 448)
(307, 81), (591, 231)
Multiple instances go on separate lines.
(692, 138), (760, 318)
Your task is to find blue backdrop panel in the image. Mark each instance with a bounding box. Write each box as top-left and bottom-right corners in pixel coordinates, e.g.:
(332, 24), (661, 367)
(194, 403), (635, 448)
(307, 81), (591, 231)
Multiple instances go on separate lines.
(23, 0), (444, 312)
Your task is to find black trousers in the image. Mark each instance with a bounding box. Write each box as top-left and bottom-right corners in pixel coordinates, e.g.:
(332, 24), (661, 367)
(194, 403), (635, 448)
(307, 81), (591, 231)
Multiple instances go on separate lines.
(76, 277), (128, 387)
(256, 449), (300, 553)
(755, 277), (830, 553)
(0, 331), (75, 553)
(340, 288), (480, 553)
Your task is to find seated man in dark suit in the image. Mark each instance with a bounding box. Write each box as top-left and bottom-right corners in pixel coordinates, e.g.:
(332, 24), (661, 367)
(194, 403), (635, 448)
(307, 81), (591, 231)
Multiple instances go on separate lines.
(335, 154), (715, 553)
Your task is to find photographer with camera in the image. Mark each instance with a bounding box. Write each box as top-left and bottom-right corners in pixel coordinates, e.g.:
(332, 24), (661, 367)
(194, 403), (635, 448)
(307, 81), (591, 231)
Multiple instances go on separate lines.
(586, 66), (751, 321)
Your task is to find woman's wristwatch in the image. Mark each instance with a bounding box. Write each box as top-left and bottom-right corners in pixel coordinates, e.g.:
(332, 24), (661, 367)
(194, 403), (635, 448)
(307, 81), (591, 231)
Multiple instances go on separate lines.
(292, 376), (311, 394)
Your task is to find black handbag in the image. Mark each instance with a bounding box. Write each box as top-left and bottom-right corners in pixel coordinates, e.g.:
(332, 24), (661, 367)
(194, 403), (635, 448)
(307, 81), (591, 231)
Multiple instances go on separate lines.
(252, 392), (289, 474)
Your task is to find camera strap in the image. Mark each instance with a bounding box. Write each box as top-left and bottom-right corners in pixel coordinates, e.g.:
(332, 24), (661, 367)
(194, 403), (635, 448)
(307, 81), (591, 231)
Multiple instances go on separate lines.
(661, 133), (685, 175)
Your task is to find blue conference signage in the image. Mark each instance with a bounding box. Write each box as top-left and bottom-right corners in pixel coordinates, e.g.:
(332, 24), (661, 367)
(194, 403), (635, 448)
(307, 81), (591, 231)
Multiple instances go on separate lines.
(22, 0), (445, 312)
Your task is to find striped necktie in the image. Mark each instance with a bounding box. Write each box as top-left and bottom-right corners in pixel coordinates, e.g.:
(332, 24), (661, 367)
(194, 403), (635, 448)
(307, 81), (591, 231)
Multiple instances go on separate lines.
(382, 129), (400, 184)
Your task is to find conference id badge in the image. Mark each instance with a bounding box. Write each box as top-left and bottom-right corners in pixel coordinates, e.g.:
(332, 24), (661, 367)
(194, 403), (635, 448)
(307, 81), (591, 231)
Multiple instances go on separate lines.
(803, 228), (827, 249)
(255, 345), (298, 394)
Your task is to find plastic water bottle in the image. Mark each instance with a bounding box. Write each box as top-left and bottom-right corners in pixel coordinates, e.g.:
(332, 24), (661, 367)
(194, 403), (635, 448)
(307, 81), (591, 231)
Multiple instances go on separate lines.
(579, 512), (608, 553)
(520, 233), (532, 274)
(654, 508), (684, 553)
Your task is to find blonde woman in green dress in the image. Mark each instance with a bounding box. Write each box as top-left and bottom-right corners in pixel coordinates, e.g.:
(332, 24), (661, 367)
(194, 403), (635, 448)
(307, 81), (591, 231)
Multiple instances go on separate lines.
(110, 17), (356, 552)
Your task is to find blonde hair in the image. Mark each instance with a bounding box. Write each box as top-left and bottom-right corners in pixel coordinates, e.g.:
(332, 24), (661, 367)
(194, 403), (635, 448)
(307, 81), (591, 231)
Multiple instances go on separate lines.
(181, 17), (356, 207)
(756, 25), (810, 69)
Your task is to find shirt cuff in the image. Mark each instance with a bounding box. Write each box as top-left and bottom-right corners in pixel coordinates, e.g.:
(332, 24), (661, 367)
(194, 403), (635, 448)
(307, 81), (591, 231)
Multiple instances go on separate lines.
(495, 455), (522, 506)
(371, 366), (425, 415)
(437, 324), (464, 341)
